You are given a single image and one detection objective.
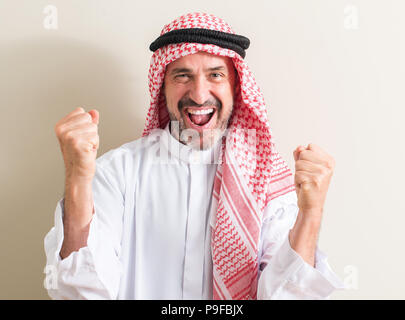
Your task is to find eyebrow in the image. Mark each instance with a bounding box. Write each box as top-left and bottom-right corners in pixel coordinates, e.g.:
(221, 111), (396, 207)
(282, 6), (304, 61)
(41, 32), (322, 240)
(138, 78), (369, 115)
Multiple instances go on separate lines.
(170, 66), (226, 75)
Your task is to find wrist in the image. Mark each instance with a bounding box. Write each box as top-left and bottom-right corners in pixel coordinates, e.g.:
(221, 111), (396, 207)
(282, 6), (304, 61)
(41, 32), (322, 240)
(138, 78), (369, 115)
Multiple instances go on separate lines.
(63, 177), (94, 230)
(289, 210), (322, 267)
(65, 166), (95, 183)
(299, 207), (323, 224)
(65, 173), (94, 189)
(291, 210), (322, 242)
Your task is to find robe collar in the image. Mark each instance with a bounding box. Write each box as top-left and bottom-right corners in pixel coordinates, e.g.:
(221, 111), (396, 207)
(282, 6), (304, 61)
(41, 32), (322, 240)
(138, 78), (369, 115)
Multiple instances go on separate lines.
(160, 121), (222, 165)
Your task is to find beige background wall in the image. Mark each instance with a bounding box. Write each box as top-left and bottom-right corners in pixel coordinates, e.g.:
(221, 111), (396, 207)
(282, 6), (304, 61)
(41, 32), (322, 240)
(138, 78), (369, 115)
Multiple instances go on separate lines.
(0, 0), (404, 299)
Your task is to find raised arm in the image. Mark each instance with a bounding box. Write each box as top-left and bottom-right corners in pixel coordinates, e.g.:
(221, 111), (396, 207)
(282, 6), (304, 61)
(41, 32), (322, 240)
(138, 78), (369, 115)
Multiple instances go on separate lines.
(54, 107), (99, 259)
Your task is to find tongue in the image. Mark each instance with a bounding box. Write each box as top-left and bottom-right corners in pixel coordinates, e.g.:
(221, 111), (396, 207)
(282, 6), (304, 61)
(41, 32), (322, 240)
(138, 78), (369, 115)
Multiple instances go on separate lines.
(189, 113), (211, 126)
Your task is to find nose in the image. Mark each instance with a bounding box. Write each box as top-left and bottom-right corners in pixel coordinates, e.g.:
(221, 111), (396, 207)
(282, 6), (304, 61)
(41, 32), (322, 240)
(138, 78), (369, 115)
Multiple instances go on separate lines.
(188, 75), (212, 105)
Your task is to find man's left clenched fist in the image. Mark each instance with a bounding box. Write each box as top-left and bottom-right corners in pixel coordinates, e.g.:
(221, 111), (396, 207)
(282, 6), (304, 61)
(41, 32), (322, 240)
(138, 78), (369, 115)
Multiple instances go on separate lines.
(293, 143), (335, 219)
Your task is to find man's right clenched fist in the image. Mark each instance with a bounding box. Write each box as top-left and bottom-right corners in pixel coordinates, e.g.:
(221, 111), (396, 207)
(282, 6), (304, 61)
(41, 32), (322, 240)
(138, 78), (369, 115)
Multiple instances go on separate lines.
(54, 107), (100, 181)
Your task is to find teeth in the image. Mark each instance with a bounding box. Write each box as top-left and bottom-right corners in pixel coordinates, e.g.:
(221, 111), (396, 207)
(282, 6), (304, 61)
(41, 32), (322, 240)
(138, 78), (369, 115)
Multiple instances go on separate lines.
(188, 108), (214, 115)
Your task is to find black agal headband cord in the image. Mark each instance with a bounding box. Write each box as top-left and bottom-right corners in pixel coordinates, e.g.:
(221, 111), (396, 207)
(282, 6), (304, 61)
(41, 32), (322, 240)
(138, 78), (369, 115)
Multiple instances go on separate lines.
(149, 28), (250, 58)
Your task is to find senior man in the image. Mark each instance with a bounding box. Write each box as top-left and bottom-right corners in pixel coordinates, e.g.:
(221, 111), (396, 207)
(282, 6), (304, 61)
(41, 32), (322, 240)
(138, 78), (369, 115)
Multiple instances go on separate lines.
(44, 12), (343, 299)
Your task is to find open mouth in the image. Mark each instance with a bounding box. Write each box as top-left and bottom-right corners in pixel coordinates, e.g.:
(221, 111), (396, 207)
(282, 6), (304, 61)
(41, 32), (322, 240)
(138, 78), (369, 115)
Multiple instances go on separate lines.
(183, 107), (217, 129)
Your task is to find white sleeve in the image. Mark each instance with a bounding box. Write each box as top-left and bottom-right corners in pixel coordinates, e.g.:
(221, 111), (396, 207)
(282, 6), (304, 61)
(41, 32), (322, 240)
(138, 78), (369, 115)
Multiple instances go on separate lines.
(257, 191), (345, 300)
(44, 163), (124, 300)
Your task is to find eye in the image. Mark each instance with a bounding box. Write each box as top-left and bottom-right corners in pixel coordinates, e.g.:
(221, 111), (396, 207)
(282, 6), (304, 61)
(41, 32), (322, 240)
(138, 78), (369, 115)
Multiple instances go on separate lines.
(210, 73), (225, 81)
(174, 74), (192, 83)
(175, 74), (189, 79)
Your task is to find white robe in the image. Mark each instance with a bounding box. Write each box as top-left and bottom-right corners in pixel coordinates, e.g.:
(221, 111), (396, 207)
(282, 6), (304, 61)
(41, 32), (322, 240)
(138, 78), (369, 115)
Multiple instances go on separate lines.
(44, 123), (344, 299)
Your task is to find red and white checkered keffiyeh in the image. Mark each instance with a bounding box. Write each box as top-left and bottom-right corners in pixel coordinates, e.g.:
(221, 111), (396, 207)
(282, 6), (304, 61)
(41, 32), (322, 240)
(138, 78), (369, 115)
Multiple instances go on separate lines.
(143, 12), (295, 300)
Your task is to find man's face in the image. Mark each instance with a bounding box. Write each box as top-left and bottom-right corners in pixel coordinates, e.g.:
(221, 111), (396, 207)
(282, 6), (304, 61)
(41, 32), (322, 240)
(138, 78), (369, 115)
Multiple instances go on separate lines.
(163, 51), (236, 150)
